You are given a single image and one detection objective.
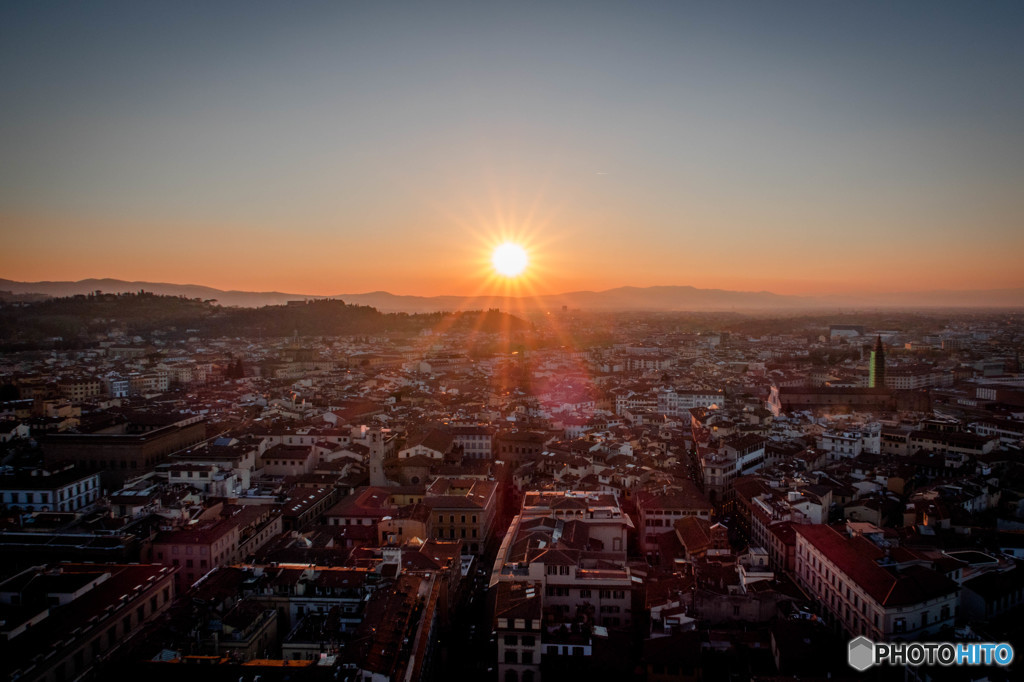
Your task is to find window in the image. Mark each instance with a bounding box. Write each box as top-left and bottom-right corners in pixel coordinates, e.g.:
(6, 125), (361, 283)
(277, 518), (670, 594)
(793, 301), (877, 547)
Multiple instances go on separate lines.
(504, 635), (517, 646)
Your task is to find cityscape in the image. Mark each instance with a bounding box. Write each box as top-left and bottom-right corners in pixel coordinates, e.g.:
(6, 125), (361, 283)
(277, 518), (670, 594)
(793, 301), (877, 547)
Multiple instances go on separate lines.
(3, 2), (1024, 682)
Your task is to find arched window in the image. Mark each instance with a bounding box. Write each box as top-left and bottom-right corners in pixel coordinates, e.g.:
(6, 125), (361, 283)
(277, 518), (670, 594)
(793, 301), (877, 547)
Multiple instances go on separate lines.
(504, 670), (518, 682)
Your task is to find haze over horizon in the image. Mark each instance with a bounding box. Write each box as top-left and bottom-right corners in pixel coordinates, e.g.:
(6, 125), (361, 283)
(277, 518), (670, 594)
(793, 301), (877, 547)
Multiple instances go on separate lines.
(3, 276), (1022, 313)
(3, 1), (1024, 297)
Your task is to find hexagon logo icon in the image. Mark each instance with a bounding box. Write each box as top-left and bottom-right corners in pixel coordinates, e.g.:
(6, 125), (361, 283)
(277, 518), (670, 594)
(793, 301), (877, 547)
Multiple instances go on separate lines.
(848, 636), (875, 672)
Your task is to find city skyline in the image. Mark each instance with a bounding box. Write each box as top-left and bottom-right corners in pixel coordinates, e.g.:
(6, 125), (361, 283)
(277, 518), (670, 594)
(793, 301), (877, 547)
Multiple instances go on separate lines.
(3, 1), (1024, 298)
(3, 4), (1024, 676)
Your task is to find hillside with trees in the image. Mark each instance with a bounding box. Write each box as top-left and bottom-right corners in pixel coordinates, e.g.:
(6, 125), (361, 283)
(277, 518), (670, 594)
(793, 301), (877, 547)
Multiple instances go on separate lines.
(0, 292), (532, 349)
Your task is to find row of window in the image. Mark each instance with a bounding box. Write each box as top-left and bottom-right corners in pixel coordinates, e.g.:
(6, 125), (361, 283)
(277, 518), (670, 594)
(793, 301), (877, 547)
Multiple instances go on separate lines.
(542, 586), (626, 600)
(436, 527), (477, 539)
(437, 514), (478, 524)
(545, 565), (571, 575)
(2, 489), (100, 509)
(504, 651), (534, 664)
(503, 634), (536, 646)
(1, 481), (97, 504)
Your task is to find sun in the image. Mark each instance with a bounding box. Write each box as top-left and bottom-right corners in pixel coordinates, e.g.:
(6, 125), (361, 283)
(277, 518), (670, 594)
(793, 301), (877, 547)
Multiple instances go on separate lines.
(491, 242), (528, 277)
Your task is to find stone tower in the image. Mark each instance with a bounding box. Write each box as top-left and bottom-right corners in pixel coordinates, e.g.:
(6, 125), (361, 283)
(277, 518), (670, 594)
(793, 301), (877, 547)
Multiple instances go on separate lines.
(869, 335), (886, 388)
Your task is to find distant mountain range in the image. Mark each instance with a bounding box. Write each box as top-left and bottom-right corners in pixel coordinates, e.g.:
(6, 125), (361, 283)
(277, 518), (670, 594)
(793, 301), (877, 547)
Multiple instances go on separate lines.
(1, 278), (1021, 312)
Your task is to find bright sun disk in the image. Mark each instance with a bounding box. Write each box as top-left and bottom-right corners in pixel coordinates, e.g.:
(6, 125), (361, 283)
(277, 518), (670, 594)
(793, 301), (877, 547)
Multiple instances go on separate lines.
(492, 242), (528, 277)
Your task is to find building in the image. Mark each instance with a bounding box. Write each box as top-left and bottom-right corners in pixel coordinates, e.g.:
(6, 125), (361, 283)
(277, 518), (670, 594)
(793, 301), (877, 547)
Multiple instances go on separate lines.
(960, 565), (1024, 620)
(794, 524), (959, 640)
(165, 462), (237, 496)
(491, 491), (635, 630)
(494, 581), (543, 682)
(450, 425), (496, 460)
(259, 443), (316, 477)
(869, 336), (886, 389)
(771, 384), (934, 415)
(398, 429), (455, 460)
(56, 376), (101, 402)
(0, 563), (177, 682)
(151, 506), (281, 591)
(350, 572), (444, 681)
(41, 416), (207, 487)
(0, 466), (101, 513)
(324, 485), (426, 528)
(885, 366), (953, 390)
(496, 431), (549, 465)
(278, 486), (337, 530)
(700, 435), (767, 507)
(635, 484), (713, 559)
(424, 477), (499, 555)
(819, 424), (881, 459)
(830, 324), (866, 341)
(657, 389), (725, 417)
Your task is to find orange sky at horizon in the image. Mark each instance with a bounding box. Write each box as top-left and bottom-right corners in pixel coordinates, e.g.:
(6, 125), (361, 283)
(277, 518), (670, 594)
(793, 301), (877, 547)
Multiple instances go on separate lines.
(4, 3), (1024, 302)
(3, 208), (1023, 298)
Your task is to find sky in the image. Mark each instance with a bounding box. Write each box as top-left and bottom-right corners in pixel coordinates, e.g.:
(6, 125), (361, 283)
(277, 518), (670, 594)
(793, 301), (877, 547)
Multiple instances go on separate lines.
(2, 1), (1023, 298)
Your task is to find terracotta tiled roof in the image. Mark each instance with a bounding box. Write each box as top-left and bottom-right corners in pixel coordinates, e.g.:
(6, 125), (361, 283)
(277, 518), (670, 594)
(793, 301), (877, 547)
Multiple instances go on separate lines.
(795, 524), (958, 607)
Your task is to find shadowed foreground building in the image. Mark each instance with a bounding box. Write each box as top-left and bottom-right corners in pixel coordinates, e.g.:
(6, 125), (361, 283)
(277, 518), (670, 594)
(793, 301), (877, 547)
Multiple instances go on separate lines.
(0, 563), (177, 682)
